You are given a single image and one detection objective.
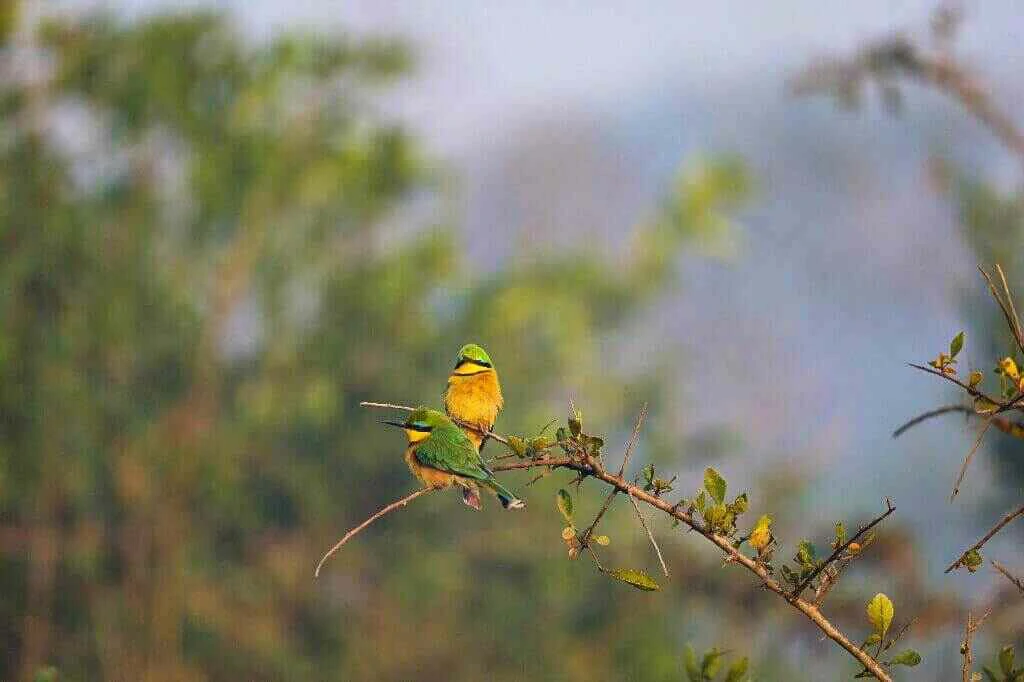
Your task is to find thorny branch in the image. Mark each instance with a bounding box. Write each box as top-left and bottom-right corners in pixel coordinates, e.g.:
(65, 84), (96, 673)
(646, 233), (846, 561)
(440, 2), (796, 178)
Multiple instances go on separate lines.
(992, 559), (1024, 594)
(961, 609), (992, 682)
(491, 458), (895, 680)
(792, 498), (895, 599)
(351, 401), (895, 680)
(946, 502), (1024, 573)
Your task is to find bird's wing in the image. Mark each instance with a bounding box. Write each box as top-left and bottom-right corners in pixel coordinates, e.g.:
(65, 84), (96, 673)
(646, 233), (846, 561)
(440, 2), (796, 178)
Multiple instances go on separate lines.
(414, 429), (491, 482)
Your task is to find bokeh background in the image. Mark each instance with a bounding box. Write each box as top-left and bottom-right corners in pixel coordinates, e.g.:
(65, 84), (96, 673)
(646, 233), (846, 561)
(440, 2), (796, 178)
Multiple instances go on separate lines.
(3, 1), (1023, 679)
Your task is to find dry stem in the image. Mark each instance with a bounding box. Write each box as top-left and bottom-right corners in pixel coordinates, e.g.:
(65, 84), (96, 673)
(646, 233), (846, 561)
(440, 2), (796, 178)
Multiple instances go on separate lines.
(992, 559), (1024, 593)
(314, 488), (437, 577)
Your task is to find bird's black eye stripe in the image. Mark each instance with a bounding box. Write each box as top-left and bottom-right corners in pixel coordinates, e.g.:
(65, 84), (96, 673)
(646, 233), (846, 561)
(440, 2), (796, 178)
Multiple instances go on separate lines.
(456, 356), (492, 369)
(406, 423), (432, 432)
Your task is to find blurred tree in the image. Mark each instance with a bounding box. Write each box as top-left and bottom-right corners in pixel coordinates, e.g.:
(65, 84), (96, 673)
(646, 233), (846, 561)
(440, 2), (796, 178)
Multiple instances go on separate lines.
(0, 6), (753, 681)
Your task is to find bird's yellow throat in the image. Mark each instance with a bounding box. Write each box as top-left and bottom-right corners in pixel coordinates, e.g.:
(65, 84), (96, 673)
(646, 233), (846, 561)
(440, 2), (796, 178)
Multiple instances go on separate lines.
(404, 428), (431, 444)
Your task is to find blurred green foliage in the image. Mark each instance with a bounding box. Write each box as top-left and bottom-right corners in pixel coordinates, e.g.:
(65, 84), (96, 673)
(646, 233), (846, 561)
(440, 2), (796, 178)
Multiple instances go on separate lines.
(0, 7), (757, 681)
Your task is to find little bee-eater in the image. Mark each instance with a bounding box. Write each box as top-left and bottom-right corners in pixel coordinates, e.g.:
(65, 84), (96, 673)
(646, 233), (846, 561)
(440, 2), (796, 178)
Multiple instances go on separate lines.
(383, 407), (524, 510)
(444, 343), (504, 453)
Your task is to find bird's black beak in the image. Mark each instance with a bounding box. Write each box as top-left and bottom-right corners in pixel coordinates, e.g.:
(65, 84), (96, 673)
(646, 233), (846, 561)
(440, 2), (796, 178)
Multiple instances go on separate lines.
(381, 420), (406, 428)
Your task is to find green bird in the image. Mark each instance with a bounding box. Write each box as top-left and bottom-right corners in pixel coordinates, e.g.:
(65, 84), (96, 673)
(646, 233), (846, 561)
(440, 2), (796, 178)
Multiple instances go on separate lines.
(383, 407), (524, 510)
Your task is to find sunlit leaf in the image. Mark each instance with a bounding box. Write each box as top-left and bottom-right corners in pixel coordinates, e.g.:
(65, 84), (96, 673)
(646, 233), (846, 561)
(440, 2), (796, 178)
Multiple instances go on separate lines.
(605, 568), (660, 591)
(703, 467), (727, 504)
(866, 593), (894, 637)
(950, 331), (965, 358)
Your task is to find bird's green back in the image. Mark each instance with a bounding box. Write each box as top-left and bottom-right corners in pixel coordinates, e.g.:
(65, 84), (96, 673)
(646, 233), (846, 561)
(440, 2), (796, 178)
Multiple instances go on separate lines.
(411, 410), (492, 482)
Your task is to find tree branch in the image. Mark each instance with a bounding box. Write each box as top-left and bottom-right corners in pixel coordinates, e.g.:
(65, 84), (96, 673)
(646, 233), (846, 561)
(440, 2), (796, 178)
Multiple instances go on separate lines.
(356, 401), (892, 680)
(946, 502), (1024, 573)
(961, 609), (991, 682)
(892, 404), (972, 438)
(491, 458), (894, 681)
(792, 498), (895, 598)
(628, 492), (669, 577)
(314, 488), (438, 577)
(992, 559), (1024, 594)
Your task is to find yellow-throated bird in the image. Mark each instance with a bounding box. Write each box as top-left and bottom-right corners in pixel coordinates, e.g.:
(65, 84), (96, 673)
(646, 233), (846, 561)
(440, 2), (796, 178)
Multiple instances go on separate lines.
(383, 407), (524, 510)
(444, 343), (504, 454)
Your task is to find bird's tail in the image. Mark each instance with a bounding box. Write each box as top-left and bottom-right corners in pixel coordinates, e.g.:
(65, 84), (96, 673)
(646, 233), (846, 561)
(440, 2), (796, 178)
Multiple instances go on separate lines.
(486, 478), (525, 510)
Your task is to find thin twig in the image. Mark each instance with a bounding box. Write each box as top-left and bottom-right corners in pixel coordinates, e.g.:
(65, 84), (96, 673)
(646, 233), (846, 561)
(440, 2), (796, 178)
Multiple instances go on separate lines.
(961, 609), (992, 682)
(579, 485), (618, 549)
(992, 559), (1024, 593)
(996, 264), (1024, 353)
(792, 498), (896, 598)
(907, 364), (991, 401)
(894, 404), (1024, 440)
(628, 492), (669, 577)
(951, 414), (996, 500)
(314, 488), (437, 577)
(619, 403), (648, 477)
(946, 502), (1024, 573)
(892, 404), (972, 438)
(359, 401), (415, 412)
(980, 265), (1024, 359)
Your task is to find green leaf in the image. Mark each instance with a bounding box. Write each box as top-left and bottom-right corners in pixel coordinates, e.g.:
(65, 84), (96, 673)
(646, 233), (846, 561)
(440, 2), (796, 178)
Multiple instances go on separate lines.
(725, 656), (749, 682)
(974, 396), (999, 414)
(641, 463), (655, 485)
(704, 503), (727, 528)
(796, 540), (817, 567)
(981, 666), (998, 682)
(729, 492), (749, 515)
(568, 407), (582, 437)
(556, 489), (573, 523)
(866, 593), (894, 638)
(506, 435), (527, 458)
(890, 649), (921, 667)
(694, 490), (707, 513)
(605, 568), (660, 591)
(834, 521), (846, 547)
(964, 549), (984, 573)
(701, 649), (723, 678)
(864, 633), (881, 646)
(1001, 645), (1016, 676)
(704, 467), (727, 504)
(683, 644), (701, 682)
(950, 330), (965, 358)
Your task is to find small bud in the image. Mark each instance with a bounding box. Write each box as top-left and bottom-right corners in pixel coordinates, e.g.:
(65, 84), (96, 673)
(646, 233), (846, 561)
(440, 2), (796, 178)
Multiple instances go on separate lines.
(847, 542), (861, 554)
(968, 370), (983, 388)
(594, 535), (610, 546)
(561, 526), (575, 541)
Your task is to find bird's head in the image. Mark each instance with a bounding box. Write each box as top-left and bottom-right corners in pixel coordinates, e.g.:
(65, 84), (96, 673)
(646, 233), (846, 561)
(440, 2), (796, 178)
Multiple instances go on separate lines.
(382, 407), (450, 444)
(452, 343), (494, 375)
